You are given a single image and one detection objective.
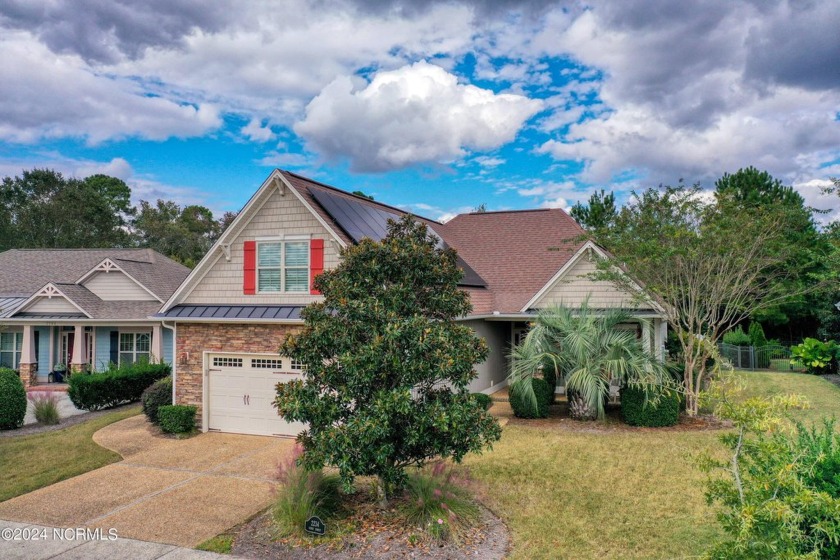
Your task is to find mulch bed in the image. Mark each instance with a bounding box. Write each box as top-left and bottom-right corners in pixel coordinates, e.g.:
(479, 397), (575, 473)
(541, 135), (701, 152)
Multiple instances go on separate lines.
(0, 403), (138, 439)
(823, 374), (840, 389)
(506, 400), (731, 433)
(230, 484), (509, 559)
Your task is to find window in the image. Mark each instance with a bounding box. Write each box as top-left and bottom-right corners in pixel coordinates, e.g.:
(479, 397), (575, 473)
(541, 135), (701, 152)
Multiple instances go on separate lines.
(290, 358), (305, 371)
(119, 332), (150, 365)
(213, 356), (243, 367)
(257, 240), (309, 293)
(0, 332), (22, 369)
(251, 358), (282, 369)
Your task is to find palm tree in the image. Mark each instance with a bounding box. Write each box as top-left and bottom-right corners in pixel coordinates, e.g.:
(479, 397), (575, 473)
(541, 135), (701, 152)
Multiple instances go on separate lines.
(509, 300), (670, 420)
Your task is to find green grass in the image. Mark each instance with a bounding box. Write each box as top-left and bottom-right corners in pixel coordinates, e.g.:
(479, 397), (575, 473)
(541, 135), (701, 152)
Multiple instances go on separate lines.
(0, 406), (140, 502)
(196, 534), (234, 554)
(465, 370), (840, 560)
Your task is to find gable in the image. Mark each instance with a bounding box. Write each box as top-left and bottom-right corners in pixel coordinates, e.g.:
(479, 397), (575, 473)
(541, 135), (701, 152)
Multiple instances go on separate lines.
(181, 185), (341, 305)
(23, 296), (82, 314)
(82, 270), (158, 301)
(528, 246), (654, 311)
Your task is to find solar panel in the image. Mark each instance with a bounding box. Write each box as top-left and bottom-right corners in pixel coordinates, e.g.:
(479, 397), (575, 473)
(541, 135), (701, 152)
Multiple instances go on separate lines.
(309, 188), (486, 287)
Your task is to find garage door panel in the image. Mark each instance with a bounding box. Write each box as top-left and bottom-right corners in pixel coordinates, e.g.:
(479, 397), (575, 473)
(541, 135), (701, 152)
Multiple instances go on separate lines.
(207, 354), (305, 437)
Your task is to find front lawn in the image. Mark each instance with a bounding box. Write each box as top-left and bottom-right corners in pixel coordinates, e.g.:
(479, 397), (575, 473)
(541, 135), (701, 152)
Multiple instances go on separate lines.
(466, 370), (840, 560)
(0, 406), (140, 502)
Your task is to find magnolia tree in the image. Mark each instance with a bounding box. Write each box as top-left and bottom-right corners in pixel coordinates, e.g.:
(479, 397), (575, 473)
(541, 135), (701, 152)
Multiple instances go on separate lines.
(274, 215), (501, 507)
(594, 182), (823, 415)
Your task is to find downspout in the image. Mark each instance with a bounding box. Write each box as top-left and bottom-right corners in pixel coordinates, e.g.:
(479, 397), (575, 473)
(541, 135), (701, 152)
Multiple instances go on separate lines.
(161, 320), (176, 405)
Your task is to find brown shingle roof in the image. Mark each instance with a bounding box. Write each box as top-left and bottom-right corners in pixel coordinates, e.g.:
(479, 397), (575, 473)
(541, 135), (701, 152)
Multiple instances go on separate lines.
(438, 209), (587, 314)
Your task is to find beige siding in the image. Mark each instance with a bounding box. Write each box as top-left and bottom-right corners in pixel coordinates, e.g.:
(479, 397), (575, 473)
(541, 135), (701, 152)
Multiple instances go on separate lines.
(184, 187), (341, 305)
(534, 254), (646, 309)
(83, 271), (157, 301)
(25, 296), (80, 313)
(466, 320), (510, 393)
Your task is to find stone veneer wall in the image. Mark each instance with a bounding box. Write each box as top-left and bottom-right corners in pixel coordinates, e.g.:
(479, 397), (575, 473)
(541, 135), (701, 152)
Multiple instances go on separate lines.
(18, 363), (37, 389)
(174, 322), (301, 415)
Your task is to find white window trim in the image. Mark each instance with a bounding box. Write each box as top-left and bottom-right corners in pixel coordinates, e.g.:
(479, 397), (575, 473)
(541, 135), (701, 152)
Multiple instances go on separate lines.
(256, 239), (310, 294)
(0, 331), (23, 370)
(118, 330), (152, 366)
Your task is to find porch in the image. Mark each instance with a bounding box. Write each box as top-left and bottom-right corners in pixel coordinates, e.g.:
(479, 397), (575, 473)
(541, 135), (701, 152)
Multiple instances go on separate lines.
(5, 323), (173, 388)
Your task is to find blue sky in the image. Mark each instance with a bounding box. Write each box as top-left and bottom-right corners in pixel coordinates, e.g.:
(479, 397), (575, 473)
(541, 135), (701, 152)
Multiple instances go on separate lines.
(1, 0), (838, 222)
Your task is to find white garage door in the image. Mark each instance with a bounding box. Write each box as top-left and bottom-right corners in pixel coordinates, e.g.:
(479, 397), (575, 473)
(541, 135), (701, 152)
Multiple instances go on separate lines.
(207, 353), (306, 437)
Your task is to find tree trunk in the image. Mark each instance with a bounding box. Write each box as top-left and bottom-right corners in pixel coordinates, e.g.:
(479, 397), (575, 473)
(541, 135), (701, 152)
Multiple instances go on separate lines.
(684, 357), (698, 416)
(376, 476), (388, 510)
(568, 391), (598, 421)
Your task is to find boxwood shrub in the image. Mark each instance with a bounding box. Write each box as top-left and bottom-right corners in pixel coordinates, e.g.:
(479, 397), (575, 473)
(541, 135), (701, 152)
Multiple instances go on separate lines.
(68, 362), (170, 411)
(472, 392), (493, 411)
(510, 377), (552, 419)
(620, 385), (680, 427)
(158, 404), (197, 434)
(0, 368), (27, 429)
(141, 376), (173, 424)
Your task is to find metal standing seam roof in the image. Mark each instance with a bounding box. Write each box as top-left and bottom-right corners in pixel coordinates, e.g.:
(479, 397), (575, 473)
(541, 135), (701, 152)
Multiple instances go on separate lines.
(157, 305), (304, 320)
(0, 296), (28, 318)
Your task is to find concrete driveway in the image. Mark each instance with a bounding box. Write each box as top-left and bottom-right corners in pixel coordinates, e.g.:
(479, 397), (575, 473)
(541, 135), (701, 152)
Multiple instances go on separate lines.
(0, 415), (293, 547)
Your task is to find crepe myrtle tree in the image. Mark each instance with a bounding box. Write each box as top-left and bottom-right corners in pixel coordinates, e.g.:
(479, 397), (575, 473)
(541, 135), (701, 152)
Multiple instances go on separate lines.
(274, 215), (501, 508)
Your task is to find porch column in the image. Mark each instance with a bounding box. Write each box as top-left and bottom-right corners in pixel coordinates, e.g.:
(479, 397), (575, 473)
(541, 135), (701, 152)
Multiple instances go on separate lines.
(19, 325), (37, 388)
(641, 320), (652, 355)
(71, 324), (85, 372)
(656, 319), (668, 361)
(152, 324), (163, 363)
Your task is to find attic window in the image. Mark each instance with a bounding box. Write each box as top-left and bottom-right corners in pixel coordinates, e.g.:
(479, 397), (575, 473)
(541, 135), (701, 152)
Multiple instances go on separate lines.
(257, 241), (309, 293)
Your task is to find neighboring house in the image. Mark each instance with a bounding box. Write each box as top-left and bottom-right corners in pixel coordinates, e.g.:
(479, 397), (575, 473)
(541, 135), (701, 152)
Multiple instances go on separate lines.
(158, 169), (668, 437)
(0, 249), (190, 387)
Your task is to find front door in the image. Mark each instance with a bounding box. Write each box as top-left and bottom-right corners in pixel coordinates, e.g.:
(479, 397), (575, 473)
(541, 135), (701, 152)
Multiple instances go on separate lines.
(61, 332), (74, 366)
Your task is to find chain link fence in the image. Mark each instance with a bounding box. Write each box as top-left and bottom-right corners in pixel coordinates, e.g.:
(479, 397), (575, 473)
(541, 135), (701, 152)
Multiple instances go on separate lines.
(718, 343), (804, 371)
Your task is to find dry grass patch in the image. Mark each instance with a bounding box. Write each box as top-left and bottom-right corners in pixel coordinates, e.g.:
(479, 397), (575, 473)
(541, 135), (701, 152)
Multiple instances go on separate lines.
(0, 406), (140, 502)
(466, 370), (840, 560)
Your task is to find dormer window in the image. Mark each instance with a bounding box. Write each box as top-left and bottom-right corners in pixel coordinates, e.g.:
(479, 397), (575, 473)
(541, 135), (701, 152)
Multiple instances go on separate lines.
(257, 241), (309, 293)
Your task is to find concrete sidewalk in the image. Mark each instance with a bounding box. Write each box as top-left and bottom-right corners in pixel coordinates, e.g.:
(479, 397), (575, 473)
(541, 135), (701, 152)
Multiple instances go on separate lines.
(0, 520), (239, 559)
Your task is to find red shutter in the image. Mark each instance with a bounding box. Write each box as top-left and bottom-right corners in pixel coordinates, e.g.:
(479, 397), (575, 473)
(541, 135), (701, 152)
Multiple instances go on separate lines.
(243, 241), (256, 295)
(310, 239), (324, 295)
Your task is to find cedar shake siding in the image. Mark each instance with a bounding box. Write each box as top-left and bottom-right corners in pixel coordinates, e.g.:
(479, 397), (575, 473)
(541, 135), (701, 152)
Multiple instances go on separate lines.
(182, 186), (340, 306)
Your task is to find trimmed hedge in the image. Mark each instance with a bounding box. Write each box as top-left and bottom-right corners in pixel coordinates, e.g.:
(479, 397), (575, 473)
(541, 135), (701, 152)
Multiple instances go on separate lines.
(510, 378), (552, 419)
(141, 376), (173, 424)
(542, 369), (557, 404)
(472, 392), (493, 411)
(68, 362), (171, 411)
(0, 368), (26, 429)
(620, 385), (680, 427)
(158, 405), (197, 434)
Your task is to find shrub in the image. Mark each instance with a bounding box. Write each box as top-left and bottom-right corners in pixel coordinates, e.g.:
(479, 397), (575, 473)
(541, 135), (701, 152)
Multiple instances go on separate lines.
(157, 405), (196, 434)
(541, 365), (557, 404)
(701, 380), (840, 560)
(28, 391), (60, 425)
(620, 385), (680, 427)
(509, 377), (551, 419)
(748, 322), (768, 348)
(790, 338), (838, 375)
(401, 462), (480, 543)
(68, 362), (170, 411)
(0, 368), (26, 429)
(471, 393), (493, 411)
(273, 444), (342, 538)
(141, 376), (172, 424)
(722, 325), (752, 346)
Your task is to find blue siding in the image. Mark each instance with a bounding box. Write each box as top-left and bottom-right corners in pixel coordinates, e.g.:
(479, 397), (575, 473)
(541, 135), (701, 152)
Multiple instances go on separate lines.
(94, 327), (114, 372)
(35, 327), (51, 383)
(162, 328), (174, 364)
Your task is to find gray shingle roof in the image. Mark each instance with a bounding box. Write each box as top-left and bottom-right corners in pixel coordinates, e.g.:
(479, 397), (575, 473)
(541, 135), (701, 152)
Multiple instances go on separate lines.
(0, 249), (191, 320)
(0, 249), (190, 300)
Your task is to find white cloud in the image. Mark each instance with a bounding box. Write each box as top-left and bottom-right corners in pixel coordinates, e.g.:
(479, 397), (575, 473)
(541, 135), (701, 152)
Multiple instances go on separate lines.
(294, 61), (544, 171)
(240, 118), (275, 142)
(474, 156), (506, 168)
(0, 31), (222, 144)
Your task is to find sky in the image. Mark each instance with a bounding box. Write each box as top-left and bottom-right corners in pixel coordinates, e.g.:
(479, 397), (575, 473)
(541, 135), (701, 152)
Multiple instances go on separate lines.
(1, 0), (838, 223)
